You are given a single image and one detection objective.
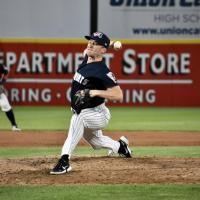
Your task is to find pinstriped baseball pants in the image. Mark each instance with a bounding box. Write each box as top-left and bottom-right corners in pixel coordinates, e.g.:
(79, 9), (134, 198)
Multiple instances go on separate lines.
(0, 93), (12, 111)
(61, 103), (120, 158)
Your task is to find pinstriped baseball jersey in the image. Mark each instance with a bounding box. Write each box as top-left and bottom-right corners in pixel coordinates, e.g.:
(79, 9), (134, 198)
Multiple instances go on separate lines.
(71, 56), (118, 112)
(61, 56), (121, 157)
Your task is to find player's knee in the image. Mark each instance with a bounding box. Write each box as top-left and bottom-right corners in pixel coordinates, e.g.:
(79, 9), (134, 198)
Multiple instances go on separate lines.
(0, 99), (11, 112)
(1, 103), (11, 112)
(89, 139), (102, 149)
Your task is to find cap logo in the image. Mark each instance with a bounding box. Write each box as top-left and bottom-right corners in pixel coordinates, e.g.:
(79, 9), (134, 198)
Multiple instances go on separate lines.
(93, 32), (103, 38)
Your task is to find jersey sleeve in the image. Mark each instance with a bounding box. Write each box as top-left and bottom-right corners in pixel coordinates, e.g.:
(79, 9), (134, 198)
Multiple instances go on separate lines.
(102, 71), (118, 88)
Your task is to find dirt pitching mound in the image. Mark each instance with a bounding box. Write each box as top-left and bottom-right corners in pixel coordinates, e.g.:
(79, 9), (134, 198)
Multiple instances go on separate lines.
(0, 156), (199, 185)
(0, 131), (200, 185)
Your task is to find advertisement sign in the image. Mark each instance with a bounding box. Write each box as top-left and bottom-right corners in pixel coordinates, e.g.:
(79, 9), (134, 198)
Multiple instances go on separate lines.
(0, 40), (199, 106)
(98, 0), (200, 39)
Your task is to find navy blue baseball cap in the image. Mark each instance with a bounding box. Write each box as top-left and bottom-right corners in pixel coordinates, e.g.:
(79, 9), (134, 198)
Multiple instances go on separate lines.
(85, 32), (110, 49)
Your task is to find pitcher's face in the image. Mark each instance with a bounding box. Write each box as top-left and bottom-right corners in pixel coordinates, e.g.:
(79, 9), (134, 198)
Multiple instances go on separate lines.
(86, 40), (106, 57)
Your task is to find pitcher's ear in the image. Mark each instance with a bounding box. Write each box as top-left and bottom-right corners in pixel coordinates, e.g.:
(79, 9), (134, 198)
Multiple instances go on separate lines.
(101, 47), (107, 54)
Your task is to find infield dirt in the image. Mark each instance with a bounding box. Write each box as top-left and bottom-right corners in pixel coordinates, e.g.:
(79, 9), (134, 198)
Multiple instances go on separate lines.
(0, 131), (200, 185)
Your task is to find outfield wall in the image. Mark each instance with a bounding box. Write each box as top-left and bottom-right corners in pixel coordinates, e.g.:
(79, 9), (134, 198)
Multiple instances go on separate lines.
(0, 0), (199, 106)
(1, 39), (199, 107)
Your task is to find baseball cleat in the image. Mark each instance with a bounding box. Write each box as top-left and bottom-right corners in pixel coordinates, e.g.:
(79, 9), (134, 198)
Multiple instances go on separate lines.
(50, 155), (72, 175)
(118, 136), (132, 158)
(12, 126), (21, 132)
(107, 136), (132, 158)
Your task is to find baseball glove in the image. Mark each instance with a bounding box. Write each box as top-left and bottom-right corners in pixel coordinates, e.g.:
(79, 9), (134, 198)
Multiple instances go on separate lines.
(74, 89), (90, 114)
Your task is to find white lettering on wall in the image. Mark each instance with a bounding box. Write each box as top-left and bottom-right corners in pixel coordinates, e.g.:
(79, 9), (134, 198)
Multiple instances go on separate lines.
(123, 49), (191, 75)
(9, 88), (52, 103)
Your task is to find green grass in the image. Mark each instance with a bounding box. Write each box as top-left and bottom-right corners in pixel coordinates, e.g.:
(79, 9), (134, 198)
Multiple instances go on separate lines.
(0, 106), (200, 131)
(106, 107), (200, 131)
(0, 146), (199, 158)
(0, 185), (199, 200)
(0, 106), (71, 131)
(1, 106), (199, 199)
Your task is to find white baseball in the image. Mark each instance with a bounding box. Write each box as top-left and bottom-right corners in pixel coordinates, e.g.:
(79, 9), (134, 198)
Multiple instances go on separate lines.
(113, 41), (122, 50)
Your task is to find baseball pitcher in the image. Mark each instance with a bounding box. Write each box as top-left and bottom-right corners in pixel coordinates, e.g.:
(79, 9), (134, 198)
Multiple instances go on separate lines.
(50, 32), (132, 175)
